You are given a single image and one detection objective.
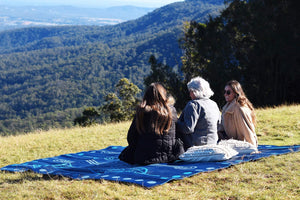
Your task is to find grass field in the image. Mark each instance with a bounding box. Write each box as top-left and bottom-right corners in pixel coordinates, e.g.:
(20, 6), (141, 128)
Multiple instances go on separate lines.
(0, 104), (299, 199)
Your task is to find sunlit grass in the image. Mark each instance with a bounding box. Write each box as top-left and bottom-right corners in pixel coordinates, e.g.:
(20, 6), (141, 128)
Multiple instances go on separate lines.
(256, 104), (300, 145)
(0, 105), (299, 199)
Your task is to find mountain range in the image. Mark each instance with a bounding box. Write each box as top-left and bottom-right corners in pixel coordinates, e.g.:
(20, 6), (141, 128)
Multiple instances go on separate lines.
(0, 5), (155, 31)
(0, 0), (225, 135)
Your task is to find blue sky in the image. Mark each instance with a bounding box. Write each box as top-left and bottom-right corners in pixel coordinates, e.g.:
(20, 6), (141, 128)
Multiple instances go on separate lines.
(0, 0), (185, 8)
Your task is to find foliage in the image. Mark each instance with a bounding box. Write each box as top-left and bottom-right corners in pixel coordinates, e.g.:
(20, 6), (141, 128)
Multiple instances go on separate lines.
(0, 0), (224, 135)
(0, 104), (299, 199)
(116, 78), (141, 116)
(74, 78), (141, 126)
(180, 0), (300, 106)
(144, 55), (188, 110)
(101, 78), (141, 123)
(73, 107), (100, 127)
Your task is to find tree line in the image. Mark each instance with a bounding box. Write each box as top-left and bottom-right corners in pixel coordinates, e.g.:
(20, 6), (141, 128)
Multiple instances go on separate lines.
(180, 0), (299, 106)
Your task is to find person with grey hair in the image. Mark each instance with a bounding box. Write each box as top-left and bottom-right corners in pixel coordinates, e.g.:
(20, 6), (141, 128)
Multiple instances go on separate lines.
(176, 76), (220, 150)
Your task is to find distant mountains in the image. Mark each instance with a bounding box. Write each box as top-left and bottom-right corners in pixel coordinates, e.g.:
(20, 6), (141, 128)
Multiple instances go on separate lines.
(0, 0), (225, 135)
(0, 5), (155, 31)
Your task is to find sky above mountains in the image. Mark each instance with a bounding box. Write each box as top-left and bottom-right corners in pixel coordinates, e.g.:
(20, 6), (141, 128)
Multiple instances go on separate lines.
(0, 0), (186, 31)
(0, 0), (185, 8)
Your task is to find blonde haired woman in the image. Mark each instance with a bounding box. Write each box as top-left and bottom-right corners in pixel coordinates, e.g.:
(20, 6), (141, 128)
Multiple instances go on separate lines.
(218, 80), (258, 146)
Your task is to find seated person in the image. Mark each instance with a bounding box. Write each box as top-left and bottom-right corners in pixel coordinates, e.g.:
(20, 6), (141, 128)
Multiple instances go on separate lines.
(218, 80), (258, 146)
(119, 83), (184, 165)
(176, 76), (220, 150)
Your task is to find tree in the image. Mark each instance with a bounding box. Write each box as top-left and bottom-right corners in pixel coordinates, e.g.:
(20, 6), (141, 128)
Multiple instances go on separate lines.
(101, 93), (124, 122)
(74, 107), (100, 127)
(221, 0), (300, 105)
(102, 78), (141, 122)
(180, 18), (240, 105)
(144, 55), (187, 110)
(180, 0), (300, 106)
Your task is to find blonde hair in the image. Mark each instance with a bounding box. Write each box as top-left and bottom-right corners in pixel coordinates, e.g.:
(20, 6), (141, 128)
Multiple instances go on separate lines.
(226, 80), (256, 126)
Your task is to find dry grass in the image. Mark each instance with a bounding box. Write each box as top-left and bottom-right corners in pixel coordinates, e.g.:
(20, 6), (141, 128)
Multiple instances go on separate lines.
(0, 105), (299, 199)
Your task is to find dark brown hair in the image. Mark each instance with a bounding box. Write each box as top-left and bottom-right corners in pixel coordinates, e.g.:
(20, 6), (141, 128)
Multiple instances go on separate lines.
(136, 83), (172, 135)
(226, 80), (256, 126)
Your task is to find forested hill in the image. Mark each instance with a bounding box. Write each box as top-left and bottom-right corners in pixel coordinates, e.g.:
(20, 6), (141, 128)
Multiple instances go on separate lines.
(0, 0), (224, 54)
(0, 0), (225, 135)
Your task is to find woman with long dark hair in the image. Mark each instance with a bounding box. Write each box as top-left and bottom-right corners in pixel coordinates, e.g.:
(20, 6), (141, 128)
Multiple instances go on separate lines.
(119, 83), (184, 165)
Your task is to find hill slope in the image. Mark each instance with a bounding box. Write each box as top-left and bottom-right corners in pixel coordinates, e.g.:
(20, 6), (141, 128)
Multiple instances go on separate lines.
(0, 0), (225, 135)
(0, 105), (299, 199)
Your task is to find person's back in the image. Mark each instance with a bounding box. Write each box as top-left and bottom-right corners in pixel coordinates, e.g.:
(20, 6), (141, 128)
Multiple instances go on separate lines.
(133, 106), (179, 164)
(176, 76), (220, 150)
(119, 83), (184, 165)
(177, 98), (219, 149)
(192, 98), (219, 145)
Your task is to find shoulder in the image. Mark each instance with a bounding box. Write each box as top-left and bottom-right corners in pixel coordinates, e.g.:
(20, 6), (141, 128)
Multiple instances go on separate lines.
(186, 100), (201, 109)
(169, 105), (178, 117)
(189, 98), (215, 109)
(181, 100), (201, 116)
(222, 101), (239, 114)
(227, 101), (252, 119)
(198, 98), (219, 109)
(238, 104), (252, 116)
(206, 98), (219, 107)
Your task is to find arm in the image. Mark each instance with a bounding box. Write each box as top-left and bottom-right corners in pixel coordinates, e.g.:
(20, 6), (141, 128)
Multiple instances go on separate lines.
(119, 116), (139, 163)
(127, 116), (139, 147)
(170, 105), (178, 123)
(177, 101), (200, 135)
(235, 106), (257, 146)
(217, 110), (227, 140)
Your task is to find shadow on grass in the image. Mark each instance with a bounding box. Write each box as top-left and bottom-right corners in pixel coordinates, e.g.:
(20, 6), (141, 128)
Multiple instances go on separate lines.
(1, 171), (98, 184)
(0, 170), (153, 189)
(0, 171), (148, 188)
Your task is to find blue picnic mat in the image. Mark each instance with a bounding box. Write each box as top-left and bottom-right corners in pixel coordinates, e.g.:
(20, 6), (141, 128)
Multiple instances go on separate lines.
(1, 145), (299, 188)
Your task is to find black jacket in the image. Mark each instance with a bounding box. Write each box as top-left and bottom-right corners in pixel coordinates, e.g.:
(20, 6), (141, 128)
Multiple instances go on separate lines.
(119, 106), (184, 165)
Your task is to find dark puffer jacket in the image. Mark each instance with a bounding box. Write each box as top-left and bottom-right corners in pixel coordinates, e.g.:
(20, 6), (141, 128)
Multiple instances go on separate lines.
(119, 106), (184, 165)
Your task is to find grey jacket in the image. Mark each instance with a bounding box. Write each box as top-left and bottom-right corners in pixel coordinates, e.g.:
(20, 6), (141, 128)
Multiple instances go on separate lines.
(177, 98), (220, 150)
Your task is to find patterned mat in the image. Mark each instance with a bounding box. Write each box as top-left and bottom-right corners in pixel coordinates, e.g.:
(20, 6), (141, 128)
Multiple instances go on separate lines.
(1, 145), (299, 188)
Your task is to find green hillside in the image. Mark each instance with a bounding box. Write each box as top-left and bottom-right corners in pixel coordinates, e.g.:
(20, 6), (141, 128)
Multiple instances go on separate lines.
(0, 0), (225, 135)
(0, 104), (299, 199)
(2, 0), (298, 136)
